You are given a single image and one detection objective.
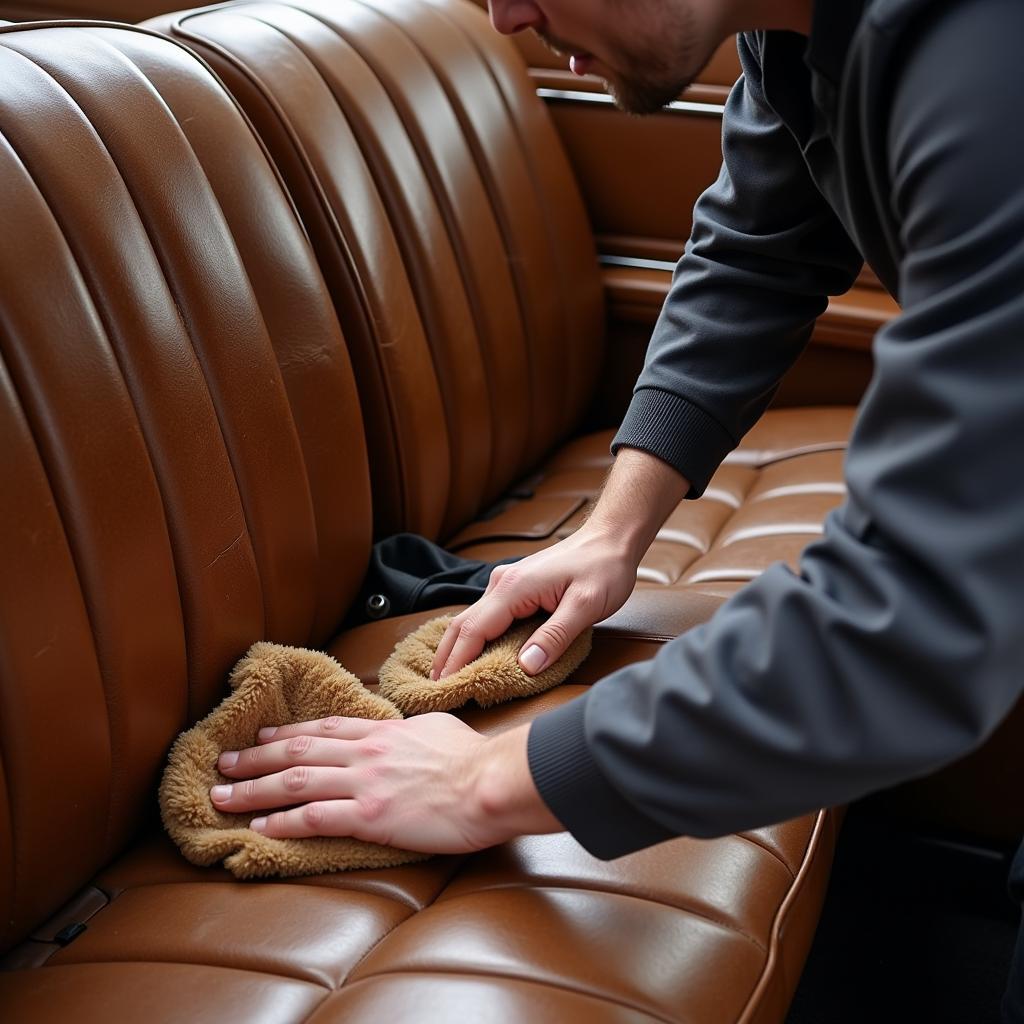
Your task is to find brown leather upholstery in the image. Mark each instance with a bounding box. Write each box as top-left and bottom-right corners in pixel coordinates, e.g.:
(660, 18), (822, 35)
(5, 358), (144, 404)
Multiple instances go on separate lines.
(0, 17), (372, 948)
(453, 408), (854, 600)
(0, 17), (839, 1022)
(148, 0), (605, 541)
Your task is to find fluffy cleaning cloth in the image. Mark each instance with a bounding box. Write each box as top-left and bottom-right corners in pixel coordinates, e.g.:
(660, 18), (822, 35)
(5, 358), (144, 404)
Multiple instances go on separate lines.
(159, 641), (428, 879)
(378, 615), (593, 716)
(161, 617), (592, 879)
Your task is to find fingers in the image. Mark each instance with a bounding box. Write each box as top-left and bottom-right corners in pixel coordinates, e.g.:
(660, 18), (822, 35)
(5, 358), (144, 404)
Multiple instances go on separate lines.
(431, 602), (515, 682)
(218, 733), (353, 779)
(517, 593), (595, 676)
(483, 563), (508, 596)
(430, 612), (468, 681)
(210, 765), (355, 814)
(429, 564), (512, 679)
(254, 716), (377, 745)
(436, 596), (519, 680)
(248, 800), (363, 839)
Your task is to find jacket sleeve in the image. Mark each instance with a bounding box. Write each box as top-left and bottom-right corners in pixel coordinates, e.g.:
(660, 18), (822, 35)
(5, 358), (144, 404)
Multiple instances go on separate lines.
(611, 32), (863, 497)
(531, 2), (1024, 859)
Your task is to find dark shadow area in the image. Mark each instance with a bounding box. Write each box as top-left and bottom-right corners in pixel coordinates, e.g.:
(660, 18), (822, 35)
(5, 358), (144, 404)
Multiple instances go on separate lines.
(788, 810), (1020, 1023)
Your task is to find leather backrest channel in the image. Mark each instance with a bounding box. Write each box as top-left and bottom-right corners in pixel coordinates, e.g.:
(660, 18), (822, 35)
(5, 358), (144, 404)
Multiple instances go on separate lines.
(149, 0), (605, 541)
(0, 22), (371, 952)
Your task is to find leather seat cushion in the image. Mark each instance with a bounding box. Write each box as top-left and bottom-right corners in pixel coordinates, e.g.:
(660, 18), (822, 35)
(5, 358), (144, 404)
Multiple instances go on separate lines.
(1, 654), (838, 1024)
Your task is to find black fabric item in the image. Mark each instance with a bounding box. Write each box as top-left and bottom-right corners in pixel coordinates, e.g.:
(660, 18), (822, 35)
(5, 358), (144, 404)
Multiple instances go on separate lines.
(346, 534), (520, 626)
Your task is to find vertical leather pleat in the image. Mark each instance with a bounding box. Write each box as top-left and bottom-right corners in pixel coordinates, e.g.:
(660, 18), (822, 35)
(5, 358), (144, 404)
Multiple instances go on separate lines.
(0, 22), (374, 951)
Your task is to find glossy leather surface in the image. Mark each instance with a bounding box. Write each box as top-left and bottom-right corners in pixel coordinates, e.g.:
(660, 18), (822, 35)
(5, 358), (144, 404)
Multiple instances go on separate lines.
(457, 408), (855, 596)
(0, 14), (839, 1023)
(0, 16), (371, 950)
(149, 0), (605, 541)
(3, 672), (836, 1024)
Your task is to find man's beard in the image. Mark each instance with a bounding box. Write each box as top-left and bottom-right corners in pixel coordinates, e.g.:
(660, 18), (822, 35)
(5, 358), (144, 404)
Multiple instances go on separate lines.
(603, 65), (697, 116)
(535, 6), (702, 116)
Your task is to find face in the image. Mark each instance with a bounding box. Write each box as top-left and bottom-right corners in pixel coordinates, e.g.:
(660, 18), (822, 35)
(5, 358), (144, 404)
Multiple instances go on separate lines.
(488, 0), (721, 114)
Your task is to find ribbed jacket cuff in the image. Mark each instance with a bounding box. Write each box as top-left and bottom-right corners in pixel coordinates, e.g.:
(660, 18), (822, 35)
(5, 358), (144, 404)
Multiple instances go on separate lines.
(527, 695), (678, 860)
(611, 388), (736, 499)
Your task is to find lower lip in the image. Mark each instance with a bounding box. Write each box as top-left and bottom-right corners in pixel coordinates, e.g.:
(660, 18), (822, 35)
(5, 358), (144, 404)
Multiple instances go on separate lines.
(569, 53), (593, 76)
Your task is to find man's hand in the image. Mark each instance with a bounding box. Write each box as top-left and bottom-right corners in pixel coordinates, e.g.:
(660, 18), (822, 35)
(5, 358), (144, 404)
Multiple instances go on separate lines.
(431, 448), (691, 680)
(430, 524), (639, 681)
(209, 714), (563, 853)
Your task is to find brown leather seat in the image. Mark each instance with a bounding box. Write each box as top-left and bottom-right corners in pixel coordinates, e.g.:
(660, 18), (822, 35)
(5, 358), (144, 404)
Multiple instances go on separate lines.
(144, 0), (857, 605)
(0, 18), (837, 1023)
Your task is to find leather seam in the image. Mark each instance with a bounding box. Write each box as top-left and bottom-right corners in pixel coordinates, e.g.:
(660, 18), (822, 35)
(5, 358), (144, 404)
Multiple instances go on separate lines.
(300, 1), (533, 502)
(736, 809), (833, 1024)
(37, 956), (334, 990)
(341, 854), (471, 983)
(734, 832), (797, 878)
(753, 443), (849, 468)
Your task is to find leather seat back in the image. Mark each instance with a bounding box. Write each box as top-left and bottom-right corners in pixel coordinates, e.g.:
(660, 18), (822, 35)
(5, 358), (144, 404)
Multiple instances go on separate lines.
(0, 22), (371, 952)
(149, 0), (605, 540)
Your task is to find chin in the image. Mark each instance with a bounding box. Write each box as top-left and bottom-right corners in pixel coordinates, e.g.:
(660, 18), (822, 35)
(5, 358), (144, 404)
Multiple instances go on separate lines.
(607, 77), (689, 115)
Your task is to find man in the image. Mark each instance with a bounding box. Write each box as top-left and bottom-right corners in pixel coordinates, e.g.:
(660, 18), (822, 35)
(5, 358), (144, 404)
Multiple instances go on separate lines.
(207, 0), (1024, 1014)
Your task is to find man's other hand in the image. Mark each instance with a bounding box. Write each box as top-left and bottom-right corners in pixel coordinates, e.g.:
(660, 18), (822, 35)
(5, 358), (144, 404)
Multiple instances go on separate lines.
(210, 714), (563, 853)
(430, 523), (640, 681)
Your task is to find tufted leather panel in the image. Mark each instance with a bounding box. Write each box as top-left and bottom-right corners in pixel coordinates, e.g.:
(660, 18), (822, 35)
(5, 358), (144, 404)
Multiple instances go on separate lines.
(2, 667), (838, 1024)
(146, 0), (606, 540)
(0, 19), (371, 950)
(454, 408), (854, 598)
(0, 816), (837, 1024)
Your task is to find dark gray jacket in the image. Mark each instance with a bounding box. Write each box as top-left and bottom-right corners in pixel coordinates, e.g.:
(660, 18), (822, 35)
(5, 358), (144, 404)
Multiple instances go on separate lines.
(528, 0), (1024, 858)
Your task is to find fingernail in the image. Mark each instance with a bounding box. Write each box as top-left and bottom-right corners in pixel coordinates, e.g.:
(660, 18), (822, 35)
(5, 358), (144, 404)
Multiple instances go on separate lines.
(211, 785), (232, 802)
(519, 644), (547, 675)
(250, 817), (268, 833)
(219, 751), (239, 769)
(439, 666), (450, 680)
(258, 727), (277, 741)
(429, 669), (438, 681)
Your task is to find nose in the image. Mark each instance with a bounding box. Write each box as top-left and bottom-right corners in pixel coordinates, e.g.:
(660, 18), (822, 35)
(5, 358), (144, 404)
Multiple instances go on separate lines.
(488, 0), (545, 35)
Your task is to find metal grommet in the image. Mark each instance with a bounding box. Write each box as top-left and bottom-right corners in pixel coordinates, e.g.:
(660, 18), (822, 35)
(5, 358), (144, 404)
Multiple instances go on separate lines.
(366, 593), (391, 620)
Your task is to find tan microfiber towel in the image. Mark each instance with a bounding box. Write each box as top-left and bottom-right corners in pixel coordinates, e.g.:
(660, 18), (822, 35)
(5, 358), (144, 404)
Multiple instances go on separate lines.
(160, 616), (591, 878)
(159, 642), (427, 879)
(378, 615), (593, 716)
